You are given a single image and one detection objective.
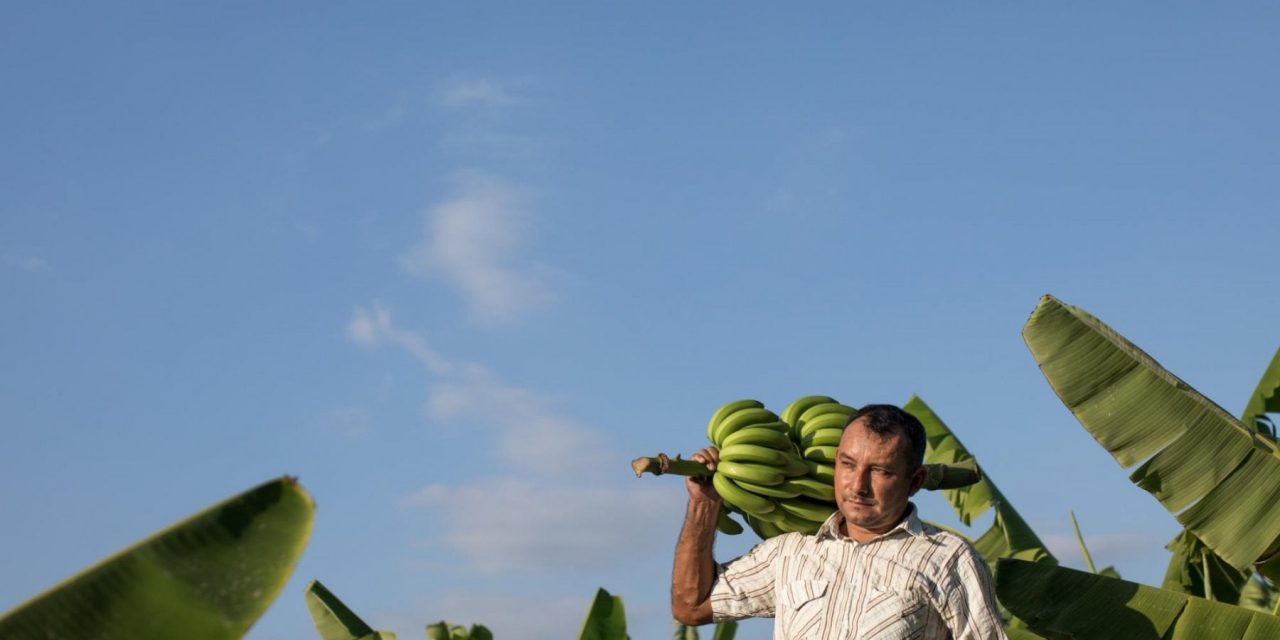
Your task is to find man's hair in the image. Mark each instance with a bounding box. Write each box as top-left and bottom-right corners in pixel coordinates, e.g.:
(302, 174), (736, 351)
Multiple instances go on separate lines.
(844, 404), (926, 470)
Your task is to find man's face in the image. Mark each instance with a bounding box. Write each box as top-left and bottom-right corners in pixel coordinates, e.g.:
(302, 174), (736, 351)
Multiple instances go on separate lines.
(834, 417), (927, 542)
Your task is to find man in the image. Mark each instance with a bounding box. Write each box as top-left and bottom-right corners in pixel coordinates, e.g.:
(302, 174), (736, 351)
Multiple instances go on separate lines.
(671, 404), (1007, 639)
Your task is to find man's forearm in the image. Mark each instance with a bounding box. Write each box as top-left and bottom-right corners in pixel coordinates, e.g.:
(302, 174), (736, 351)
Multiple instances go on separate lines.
(671, 499), (720, 625)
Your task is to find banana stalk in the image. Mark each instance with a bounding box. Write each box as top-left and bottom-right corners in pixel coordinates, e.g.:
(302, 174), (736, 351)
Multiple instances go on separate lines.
(630, 453), (980, 490)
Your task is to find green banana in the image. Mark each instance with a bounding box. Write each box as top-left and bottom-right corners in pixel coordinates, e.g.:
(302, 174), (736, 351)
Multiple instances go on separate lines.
(776, 511), (825, 535)
(786, 477), (835, 501)
(804, 446), (838, 463)
(720, 426), (795, 451)
(782, 395), (837, 429)
(745, 513), (785, 539)
(796, 402), (855, 425)
(805, 461), (836, 483)
(734, 478), (803, 499)
(802, 428), (844, 449)
(707, 399), (764, 443)
(717, 507), (744, 535)
(798, 412), (849, 441)
(749, 502), (788, 523)
(713, 473), (776, 514)
(778, 497), (837, 523)
(717, 460), (787, 486)
(712, 408), (781, 445)
(781, 457), (808, 477)
(719, 443), (793, 466)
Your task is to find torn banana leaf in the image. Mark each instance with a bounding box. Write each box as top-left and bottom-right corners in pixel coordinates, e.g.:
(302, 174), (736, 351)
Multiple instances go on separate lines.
(906, 395), (1055, 567)
(425, 622), (492, 640)
(997, 558), (1280, 639)
(0, 477), (314, 640)
(578, 588), (627, 640)
(1241, 347), (1280, 440)
(305, 580), (396, 640)
(1162, 530), (1248, 604)
(1022, 296), (1280, 579)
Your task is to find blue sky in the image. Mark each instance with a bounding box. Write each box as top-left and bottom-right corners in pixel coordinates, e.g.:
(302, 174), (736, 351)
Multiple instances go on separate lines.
(3, 4), (1280, 639)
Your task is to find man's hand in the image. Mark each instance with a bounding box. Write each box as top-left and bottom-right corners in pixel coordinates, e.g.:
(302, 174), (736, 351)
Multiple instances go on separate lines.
(686, 447), (722, 505)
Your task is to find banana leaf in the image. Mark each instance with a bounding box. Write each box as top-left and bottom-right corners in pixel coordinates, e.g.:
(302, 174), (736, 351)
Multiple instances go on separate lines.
(1162, 530), (1248, 604)
(305, 580), (396, 640)
(997, 558), (1280, 639)
(1022, 296), (1280, 578)
(426, 622), (492, 640)
(578, 588), (627, 640)
(0, 476), (314, 640)
(673, 620), (737, 640)
(1239, 575), (1280, 614)
(1242, 347), (1280, 440)
(906, 395), (1055, 567)
(712, 620), (738, 640)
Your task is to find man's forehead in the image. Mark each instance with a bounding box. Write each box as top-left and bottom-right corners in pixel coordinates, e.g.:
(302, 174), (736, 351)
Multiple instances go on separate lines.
(839, 424), (912, 463)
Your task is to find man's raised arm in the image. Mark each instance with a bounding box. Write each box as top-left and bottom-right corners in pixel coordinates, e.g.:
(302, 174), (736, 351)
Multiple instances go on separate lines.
(671, 448), (721, 626)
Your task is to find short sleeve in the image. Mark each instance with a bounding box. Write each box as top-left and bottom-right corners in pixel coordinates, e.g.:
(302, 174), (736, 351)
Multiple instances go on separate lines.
(708, 534), (791, 622)
(938, 544), (1008, 640)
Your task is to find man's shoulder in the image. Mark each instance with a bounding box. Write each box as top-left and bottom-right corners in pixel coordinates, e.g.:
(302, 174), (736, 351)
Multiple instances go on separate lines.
(917, 521), (985, 560)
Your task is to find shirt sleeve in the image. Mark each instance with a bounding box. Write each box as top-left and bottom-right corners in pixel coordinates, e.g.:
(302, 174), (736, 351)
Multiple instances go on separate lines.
(708, 534), (790, 622)
(938, 544), (1008, 640)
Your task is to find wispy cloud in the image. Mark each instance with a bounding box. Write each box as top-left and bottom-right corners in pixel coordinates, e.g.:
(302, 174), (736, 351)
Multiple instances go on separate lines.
(7, 255), (50, 271)
(427, 370), (608, 476)
(398, 173), (555, 324)
(347, 305), (675, 581)
(347, 304), (601, 475)
(399, 479), (677, 574)
(435, 76), (524, 109)
(347, 304), (454, 375)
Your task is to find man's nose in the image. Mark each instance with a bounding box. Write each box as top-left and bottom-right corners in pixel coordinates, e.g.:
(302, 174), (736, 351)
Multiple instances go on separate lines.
(852, 469), (872, 495)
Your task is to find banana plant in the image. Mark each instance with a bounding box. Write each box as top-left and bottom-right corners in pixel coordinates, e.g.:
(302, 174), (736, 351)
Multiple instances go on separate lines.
(425, 621), (493, 640)
(673, 619), (738, 640)
(1008, 295), (1280, 636)
(577, 588), (627, 640)
(1022, 296), (1280, 581)
(1241, 347), (1280, 440)
(997, 559), (1280, 639)
(0, 476), (314, 640)
(305, 580), (397, 640)
(907, 395), (1056, 567)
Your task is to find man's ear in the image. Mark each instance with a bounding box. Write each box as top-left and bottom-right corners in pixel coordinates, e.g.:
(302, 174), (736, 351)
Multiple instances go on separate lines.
(907, 465), (928, 497)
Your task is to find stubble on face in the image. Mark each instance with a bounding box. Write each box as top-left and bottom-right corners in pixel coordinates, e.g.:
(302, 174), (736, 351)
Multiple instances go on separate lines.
(835, 419), (922, 542)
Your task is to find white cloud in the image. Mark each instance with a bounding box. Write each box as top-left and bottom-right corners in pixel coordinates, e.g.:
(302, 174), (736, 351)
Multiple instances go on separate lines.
(435, 77), (521, 108)
(347, 304), (454, 375)
(398, 173), (555, 324)
(399, 478), (679, 574)
(427, 370), (609, 476)
(7, 255), (49, 271)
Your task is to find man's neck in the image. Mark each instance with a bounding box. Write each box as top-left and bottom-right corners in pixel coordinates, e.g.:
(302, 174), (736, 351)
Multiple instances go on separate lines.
(840, 504), (914, 543)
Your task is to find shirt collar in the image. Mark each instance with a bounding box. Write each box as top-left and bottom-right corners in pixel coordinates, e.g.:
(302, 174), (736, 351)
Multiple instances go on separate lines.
(817, 502), (925, 542)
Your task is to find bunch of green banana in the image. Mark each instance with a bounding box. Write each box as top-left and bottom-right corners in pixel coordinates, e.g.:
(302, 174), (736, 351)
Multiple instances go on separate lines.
(706, 400), (841, 538)
(781, 394), (856, 474)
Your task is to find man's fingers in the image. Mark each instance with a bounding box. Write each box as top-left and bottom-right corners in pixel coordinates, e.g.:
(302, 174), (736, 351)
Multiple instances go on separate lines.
(690, 447), (719, 472)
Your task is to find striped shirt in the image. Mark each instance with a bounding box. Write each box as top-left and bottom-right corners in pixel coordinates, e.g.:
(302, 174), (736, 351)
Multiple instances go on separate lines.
(709, 504), (1006, 640)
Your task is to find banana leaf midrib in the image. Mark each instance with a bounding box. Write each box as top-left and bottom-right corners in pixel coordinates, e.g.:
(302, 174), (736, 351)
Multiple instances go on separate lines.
(1022, 296), (1280, 573)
